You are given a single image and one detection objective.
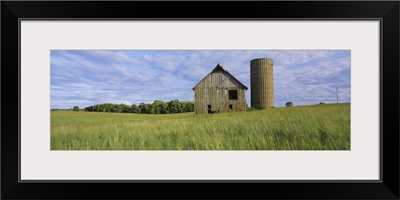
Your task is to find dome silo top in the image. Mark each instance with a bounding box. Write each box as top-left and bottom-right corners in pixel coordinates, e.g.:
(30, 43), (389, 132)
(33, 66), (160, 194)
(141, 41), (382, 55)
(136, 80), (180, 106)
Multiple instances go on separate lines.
(250, 58), (273, 65)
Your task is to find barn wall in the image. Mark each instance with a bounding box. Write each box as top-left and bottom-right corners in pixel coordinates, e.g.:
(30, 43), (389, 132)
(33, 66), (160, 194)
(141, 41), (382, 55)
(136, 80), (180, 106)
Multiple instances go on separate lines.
(194, 71), (247, 115)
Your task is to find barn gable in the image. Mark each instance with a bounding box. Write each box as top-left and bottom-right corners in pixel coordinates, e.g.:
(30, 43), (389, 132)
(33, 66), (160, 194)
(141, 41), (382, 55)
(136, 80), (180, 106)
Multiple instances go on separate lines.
(192, 64), (248, 91)
(193, 64), (248, 114)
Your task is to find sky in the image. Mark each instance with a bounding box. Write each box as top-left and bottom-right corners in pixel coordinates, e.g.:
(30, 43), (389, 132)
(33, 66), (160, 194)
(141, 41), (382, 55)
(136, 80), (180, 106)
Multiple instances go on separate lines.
(50, 50), (350, 109)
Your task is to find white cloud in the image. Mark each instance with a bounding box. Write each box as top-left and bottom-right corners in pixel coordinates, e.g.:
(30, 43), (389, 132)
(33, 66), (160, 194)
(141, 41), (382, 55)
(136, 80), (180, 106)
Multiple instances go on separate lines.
(51, 50), (350, 109)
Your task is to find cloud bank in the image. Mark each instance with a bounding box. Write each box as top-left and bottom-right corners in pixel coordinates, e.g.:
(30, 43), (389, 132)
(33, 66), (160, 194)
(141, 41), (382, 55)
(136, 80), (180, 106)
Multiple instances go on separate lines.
(51, 50), (350, 109)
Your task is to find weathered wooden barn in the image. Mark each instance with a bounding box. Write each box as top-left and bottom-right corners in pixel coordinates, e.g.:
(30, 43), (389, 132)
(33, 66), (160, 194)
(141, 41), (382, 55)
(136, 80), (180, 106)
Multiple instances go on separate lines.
(193, 64), (248, 115)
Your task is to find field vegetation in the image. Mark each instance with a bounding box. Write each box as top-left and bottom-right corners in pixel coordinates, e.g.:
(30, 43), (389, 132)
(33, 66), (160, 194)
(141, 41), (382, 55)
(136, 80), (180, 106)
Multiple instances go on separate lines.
(51, 103), (350, 150)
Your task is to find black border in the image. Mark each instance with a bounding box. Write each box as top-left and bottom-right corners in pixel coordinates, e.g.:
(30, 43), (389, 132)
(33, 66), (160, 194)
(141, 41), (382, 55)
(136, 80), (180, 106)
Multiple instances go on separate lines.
(2, 1), (399, 199)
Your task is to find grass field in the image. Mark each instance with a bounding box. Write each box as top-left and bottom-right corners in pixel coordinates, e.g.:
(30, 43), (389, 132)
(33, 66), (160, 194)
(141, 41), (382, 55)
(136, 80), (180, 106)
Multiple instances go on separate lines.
(51, 103), (350, 150)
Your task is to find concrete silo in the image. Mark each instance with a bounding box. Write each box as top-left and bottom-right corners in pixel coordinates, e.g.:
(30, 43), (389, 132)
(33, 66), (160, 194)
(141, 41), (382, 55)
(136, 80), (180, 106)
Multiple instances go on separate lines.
(250, 58), (274, 109)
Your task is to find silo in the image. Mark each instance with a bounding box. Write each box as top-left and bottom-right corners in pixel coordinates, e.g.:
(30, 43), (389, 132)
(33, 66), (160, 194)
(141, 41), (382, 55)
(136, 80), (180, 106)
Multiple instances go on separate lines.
(250, 58), (274, 109)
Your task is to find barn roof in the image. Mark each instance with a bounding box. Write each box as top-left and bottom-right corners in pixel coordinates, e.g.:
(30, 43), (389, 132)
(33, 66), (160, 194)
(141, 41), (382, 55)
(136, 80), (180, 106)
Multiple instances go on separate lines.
(192, 63), (248, 90)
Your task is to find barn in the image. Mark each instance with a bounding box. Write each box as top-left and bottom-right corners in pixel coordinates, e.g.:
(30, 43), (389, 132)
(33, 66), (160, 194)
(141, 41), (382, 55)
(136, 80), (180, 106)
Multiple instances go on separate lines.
(193, 64), (248, 115)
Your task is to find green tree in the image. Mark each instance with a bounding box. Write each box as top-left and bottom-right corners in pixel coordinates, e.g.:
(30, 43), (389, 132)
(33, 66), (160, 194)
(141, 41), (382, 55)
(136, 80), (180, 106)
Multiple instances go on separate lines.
(181, 101), (194, 112)
(84, 100), (194, 114)
(285, 102), (293, 107)
(73, 106), (80, 111)
(168, 99), (183, 113)
(161, 102), (169, 114)
(152, 100), (165, 114)
(131, 104), (139, 113)
(121, 104), (131, 113)
(138, 102), (149, 114)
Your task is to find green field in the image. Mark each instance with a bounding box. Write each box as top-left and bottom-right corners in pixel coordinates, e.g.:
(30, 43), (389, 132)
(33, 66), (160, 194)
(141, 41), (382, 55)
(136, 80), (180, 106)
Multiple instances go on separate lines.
(51, 103), (350, 150)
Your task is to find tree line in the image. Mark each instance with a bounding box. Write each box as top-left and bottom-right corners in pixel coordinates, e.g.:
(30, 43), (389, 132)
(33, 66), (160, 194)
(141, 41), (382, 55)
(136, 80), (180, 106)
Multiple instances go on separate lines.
(84, 99), (194, 114)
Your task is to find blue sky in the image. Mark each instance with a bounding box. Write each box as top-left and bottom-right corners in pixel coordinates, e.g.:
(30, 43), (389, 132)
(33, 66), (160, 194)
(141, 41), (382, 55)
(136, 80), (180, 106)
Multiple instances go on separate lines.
(50, 50), (350, 109)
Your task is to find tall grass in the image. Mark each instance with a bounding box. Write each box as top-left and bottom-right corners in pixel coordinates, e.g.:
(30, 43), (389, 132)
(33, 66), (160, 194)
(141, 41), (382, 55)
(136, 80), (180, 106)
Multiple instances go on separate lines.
(51, 103), (350, 150)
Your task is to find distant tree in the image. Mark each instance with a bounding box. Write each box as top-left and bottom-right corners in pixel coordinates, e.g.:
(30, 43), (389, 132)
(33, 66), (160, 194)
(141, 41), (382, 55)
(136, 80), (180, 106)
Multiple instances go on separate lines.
(120, 104), (130, 113)
(138, 102), (148, 114)
(84, 100), (194, 114)
(147, 103), (155, 114)
(285, 102), (293, 107)
(152, 100), (165, 114)
(319, 102), (325, 105)
(73, 106), (80, 111)
(161, 101), (169, 114)
(168, 99), (183, 113)
(181, 101), (194, 112)
(131, 104), (139, 113)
